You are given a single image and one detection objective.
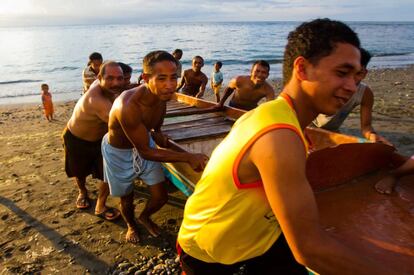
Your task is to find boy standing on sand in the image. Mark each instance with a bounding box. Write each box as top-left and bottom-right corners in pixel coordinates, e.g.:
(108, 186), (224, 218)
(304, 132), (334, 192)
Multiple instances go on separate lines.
(102, 51), (208, 243)
(216, 60), (275, 111)
(210, 61), (223, 102)
(176, 56), (208, 98)
(313, 48), (391, 145)
(172, 49), (183, 79)
(178, 19), (393, 274)
(63, 61), (123, 221)
(82, 52), (103, 93)
(41, 83), (54, 121)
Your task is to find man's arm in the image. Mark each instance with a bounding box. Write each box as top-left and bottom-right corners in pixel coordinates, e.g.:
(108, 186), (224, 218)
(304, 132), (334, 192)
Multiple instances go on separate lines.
(118, 102), (208, 171)
(176, 71), (186, 92)
(195, 74), (208, 98)
(360, 87), (392, 145)
(216, 77), (237, 108)
(265, 85), (276, 102)
(249, 129), (393, 274)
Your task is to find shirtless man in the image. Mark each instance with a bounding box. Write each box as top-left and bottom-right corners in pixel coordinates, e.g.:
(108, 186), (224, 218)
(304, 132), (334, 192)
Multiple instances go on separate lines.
(176, 56), (208, 98)
(63, 61), (123, 220)
(102, 51), (208, 243)
(177, 19), (394, 274)
(216, 60), (275, 111)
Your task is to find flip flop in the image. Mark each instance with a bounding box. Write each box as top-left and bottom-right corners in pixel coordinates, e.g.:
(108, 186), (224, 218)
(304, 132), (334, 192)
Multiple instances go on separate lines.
(76, 196), (90, 209)
(95, 207), (121, 221)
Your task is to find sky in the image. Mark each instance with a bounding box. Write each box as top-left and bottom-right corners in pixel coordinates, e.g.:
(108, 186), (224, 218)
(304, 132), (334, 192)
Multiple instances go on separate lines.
(0, 0), (413, 27)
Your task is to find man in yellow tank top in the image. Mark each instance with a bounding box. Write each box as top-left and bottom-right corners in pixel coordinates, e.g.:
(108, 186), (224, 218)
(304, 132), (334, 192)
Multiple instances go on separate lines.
(178, 18), (394, 274)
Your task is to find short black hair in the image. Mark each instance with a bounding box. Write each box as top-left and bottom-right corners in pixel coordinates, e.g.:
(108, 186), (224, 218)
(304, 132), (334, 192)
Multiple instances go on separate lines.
(193, 56), (204, 63)
(118, 62), (133, 75)
(89, 52), (103, 61)
(143, 51), (178, 74)
(252, 60), (270, 72)
(41, 83), (48, 89)
(173, 49), (183, 55)
(360, 48), (372, 67)
(283, 18), (360, 85)
(98, 61), (121, 78)
(215, 61), (223, 68)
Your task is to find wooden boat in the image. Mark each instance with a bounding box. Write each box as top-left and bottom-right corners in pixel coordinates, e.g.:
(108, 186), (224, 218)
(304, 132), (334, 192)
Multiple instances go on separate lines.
(161, 93), (414, 272)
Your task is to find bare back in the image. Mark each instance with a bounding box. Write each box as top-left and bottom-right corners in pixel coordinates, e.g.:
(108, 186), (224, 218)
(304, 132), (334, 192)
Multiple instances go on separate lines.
(107, 85), (166, 149)
(67, 85), (114, 142)
(231, 76), (275, 108)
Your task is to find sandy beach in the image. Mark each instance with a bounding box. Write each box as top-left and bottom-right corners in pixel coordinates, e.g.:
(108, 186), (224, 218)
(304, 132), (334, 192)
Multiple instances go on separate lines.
(0, 66), (413, 274)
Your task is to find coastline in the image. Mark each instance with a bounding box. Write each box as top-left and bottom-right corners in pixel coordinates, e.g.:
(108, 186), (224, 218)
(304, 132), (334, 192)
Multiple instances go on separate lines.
(0, 65), (413, 273)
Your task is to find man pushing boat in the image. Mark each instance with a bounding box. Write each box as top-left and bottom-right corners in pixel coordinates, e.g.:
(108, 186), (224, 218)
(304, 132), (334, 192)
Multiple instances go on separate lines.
(102, 50), (208, 243)
(177, 19), (395, 274)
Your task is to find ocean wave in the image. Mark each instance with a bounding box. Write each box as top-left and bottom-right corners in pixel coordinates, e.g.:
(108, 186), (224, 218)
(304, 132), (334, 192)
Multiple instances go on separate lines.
(0, 79), (43, 85)
(0, 89), (79, 99)
(45, 66), (79, 73)
(374, 52), (414, 57)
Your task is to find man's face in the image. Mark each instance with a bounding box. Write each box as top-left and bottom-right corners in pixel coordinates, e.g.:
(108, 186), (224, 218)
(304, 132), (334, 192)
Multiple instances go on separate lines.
(147, 60), (178, 101)
(91, 59), (103, 72)
(192, 57), (204, 72)
(301, 43), (361, 115)
(251, 64), (269, 85)
(173, 52), (182, 60)
(354, 67), (367, 85)
(123, 73), (131, 87)
(99, 65), (124, 95)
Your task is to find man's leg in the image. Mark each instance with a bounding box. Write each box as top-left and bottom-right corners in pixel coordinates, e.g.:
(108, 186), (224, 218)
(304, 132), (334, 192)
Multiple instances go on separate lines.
(94, 181), (120, 220)
(138, 181), (168, 237)
(74, 176), (90, 209)
(120, 192), (140, 243)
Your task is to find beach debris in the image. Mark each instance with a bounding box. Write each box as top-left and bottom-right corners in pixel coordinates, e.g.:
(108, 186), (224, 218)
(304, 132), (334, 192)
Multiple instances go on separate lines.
(394, 81), (403, 85)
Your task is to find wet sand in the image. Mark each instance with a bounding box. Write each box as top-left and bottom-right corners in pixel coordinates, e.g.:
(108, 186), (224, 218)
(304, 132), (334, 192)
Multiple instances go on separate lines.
(1, 66), (414, 274)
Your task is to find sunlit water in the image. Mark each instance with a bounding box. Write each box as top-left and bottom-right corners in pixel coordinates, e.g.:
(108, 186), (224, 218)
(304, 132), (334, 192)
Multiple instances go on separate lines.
(0, 21), (414, 104)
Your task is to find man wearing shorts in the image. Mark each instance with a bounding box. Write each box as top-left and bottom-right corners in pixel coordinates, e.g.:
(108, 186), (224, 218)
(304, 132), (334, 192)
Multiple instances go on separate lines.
(63, 61), (123, 220)
(102, 50), (208, 243)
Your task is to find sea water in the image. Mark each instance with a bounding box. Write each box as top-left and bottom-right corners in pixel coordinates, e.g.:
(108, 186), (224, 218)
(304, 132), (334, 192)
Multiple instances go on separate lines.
(0, 21), (413, 104)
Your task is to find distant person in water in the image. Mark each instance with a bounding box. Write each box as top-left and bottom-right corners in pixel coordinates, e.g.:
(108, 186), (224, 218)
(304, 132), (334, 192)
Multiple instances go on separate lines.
(102, 51), (208, 243)
(63, 61), (123, 221)
(375, 155), (414, 194)
(172, 49), (183, 79)
(313, 48), (391, 145)
(118, 62), (139, 90)
(176, 55), (208, 98)
(40, 83), (54, 121)
(82, 52), (103, 93)
(216, 60), (275, 111)
(211, 61), (223, 102)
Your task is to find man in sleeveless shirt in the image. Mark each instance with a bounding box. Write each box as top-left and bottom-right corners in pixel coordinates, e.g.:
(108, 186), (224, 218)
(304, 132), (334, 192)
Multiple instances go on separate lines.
(177, 19), (393, 275)
(313, 48), (391, 145)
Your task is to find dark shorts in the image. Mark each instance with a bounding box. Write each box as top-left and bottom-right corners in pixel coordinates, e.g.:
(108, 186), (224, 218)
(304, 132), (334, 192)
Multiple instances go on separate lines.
(62, 127), (103, 180)
(229, 100), (257, 111)
(179, 234), (308, 275)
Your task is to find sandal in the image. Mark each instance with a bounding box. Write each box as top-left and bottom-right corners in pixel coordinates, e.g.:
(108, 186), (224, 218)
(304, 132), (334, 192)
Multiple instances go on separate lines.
(95, 207), (121, 221)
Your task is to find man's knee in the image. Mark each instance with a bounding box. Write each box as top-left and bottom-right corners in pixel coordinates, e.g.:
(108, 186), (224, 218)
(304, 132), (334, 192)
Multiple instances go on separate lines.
(149, 182), (168, 205)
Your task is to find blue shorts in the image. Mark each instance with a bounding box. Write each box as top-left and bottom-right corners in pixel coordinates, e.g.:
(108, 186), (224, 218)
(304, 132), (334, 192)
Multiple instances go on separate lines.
(101, 134), (165, 197)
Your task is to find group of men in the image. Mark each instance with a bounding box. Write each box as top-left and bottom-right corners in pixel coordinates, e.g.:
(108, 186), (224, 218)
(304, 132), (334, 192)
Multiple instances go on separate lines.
(63, 18), (395, 273)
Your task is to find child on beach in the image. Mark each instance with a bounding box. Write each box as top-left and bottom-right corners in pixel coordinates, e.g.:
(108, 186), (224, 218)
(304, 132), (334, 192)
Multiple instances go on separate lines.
(375, 155), (414, 194)
(172, 49), (183, 79)
(40, 83), (54, 121)
(211, 61), (223, 102)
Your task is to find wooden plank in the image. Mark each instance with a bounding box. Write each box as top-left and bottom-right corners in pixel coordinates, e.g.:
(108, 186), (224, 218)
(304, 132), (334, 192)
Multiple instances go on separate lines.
(162, 116), (229, 131)
(163, 123), (232, 141)
(163, 112), (224, 125)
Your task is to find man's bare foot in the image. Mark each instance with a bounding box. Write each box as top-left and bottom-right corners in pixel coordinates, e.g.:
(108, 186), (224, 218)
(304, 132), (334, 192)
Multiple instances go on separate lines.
(375, 176), (397, 195)
(138, 216), (161, 237)
(126, 227), (140, 244)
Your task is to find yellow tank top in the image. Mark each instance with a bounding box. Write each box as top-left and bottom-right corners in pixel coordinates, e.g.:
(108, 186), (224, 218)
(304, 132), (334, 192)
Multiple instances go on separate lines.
(178, 95), (309, 264)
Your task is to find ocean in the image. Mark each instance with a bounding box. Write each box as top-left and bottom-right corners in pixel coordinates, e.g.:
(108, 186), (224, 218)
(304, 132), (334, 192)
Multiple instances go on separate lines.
(1, 21), (414, 105)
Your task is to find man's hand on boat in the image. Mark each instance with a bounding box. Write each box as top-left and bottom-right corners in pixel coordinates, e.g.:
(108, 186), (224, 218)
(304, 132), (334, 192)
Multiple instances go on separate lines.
(187, 153), (209, 172)
(369, 132), (393, 147)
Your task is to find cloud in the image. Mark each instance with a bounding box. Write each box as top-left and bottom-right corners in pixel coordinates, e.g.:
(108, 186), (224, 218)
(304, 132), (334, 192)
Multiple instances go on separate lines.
(0, 0), (413, 26)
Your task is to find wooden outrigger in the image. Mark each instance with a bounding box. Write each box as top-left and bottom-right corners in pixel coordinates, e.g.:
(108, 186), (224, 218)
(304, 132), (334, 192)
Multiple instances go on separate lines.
(161, 93), (414, 272)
